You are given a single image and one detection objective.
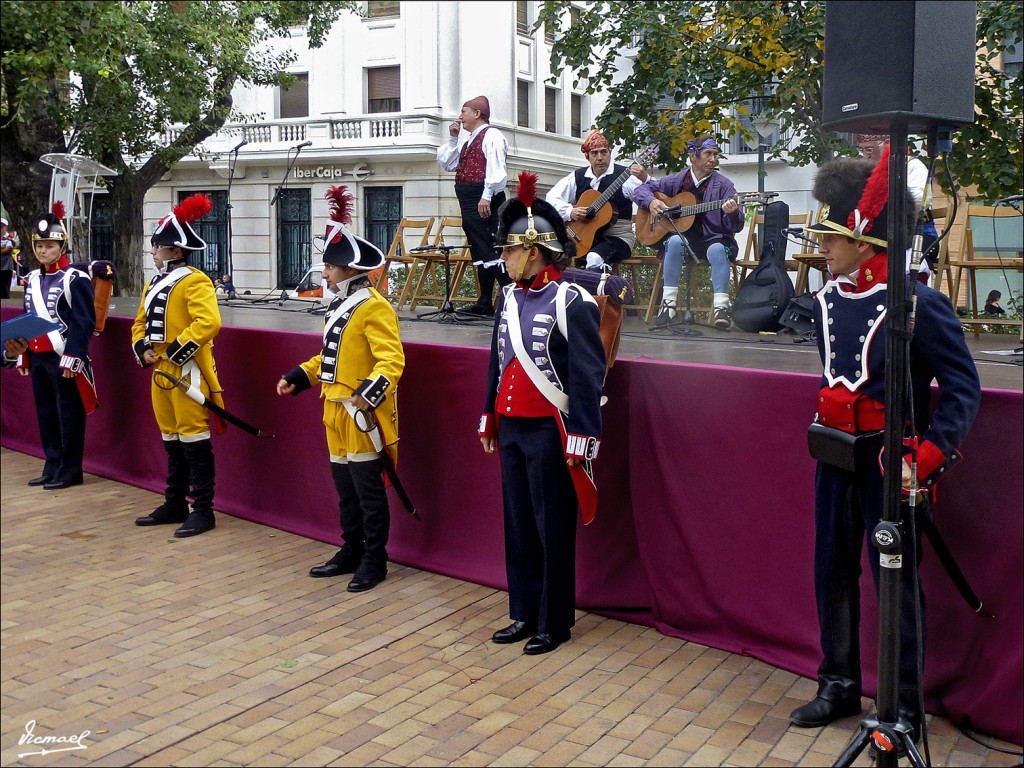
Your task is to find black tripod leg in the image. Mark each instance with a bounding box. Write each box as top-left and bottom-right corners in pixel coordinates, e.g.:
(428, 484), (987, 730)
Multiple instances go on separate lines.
(834, 717), (877, 767)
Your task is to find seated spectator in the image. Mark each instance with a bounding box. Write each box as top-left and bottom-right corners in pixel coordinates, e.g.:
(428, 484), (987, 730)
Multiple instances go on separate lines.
(984, 289), (1006, 316)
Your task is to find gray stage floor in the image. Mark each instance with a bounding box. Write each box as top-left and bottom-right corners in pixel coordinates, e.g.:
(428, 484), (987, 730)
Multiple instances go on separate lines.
(97, 294), (1024, 391)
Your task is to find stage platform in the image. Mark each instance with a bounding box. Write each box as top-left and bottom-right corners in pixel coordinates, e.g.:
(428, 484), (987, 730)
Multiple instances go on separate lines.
(1, 297), (1022, 745)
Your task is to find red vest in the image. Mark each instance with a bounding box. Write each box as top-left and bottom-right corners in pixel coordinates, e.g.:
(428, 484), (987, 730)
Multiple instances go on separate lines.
(455, 127), (489, 184)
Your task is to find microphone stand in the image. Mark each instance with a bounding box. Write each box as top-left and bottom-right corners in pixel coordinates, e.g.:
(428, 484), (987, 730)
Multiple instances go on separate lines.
(651, 212), (719, 336)
(270, 143), (310, 302)
(412, 245), (485, 324)
(224, 140), (245, 300)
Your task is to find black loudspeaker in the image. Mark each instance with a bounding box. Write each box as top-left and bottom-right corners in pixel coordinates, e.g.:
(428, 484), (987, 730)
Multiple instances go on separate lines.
(822, 0), (976, 133)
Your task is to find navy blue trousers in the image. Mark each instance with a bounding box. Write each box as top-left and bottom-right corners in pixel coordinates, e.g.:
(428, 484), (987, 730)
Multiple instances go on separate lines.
(30, 352), (86, 484)
(499, 417), (578, 634)
(814, 460), (925, 720)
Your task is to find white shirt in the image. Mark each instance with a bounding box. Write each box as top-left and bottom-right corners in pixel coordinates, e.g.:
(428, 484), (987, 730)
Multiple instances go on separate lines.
(545, 163), (643, 222)
(436, 124), (508, 201)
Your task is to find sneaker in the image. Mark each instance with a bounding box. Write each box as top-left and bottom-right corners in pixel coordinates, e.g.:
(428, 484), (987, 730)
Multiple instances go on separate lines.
(652, 302), (676, 328)
(713, 307), (731, 329)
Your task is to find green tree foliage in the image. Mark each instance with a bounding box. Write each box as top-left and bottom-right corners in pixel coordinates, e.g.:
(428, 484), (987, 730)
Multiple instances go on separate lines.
(539, 0), (1022, 200)
(1, 0), (357, 293)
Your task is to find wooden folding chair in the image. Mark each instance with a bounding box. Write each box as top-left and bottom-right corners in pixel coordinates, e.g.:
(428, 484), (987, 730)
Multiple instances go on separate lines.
(407, 216), (480, 310)
(373, 217), (435, 309)
(948, 204), (1023, 336)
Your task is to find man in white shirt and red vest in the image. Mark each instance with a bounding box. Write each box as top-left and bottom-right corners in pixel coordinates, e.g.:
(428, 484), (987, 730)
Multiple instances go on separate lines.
(436, 95), (510, 316)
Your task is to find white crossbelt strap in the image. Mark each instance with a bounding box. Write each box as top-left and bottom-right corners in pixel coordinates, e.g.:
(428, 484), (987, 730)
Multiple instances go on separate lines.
(143, 266), (192, 314)
(323, 287), (371, 342)
(27, 272), (68, 355)
(504, 289), (569, 414)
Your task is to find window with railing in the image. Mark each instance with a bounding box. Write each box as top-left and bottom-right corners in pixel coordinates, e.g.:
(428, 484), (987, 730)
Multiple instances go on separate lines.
(570, 94), (582, 138)
(366, 0), (400, 19)
(545, 87), (557, 133)
(517, 80), (531, 128)
(177, 190), (228, 279)
(367, 66), (401, 113)
(278, 73), (309, 119)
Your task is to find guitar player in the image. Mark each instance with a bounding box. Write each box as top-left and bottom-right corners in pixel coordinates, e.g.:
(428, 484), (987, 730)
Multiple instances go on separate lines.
(545, 129), (650, 271)
(633, 135), (745, 329)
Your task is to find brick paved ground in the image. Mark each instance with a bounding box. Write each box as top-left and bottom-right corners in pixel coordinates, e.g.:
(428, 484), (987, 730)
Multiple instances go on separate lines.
(1, 447), (1020, 767)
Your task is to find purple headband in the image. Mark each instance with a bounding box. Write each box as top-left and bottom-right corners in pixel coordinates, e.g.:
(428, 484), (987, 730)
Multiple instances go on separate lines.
(687, 137), (720, 154)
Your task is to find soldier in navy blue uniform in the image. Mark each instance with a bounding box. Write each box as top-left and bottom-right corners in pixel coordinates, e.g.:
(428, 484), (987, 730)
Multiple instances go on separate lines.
(479, 172), (606, 656)
(788, 149), (981, 739)
(3, 206), (96, 490)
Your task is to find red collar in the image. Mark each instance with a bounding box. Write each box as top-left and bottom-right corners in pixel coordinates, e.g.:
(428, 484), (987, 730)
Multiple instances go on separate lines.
(517, 263), (563, 290)
(43, 255), (71, 274)
(854, 251), (888, 292)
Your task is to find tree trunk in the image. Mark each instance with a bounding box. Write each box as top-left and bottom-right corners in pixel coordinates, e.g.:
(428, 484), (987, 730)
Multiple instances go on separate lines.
(108, 171), (155, 296)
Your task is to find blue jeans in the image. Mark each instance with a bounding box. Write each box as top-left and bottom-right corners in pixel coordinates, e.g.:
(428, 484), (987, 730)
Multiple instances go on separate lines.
(662, 236), (730, 294)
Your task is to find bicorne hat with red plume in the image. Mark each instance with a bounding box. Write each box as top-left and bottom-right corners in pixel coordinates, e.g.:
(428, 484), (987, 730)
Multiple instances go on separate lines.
(495, 172), (574, 257)
(152, 193), (213, 251)
(318, 186), (385, 271)
(32, 201), (70, 251)
(807, 145), (916, 248)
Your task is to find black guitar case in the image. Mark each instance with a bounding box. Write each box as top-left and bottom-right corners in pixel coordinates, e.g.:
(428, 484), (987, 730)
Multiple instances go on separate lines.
(731, 201), (796, 332)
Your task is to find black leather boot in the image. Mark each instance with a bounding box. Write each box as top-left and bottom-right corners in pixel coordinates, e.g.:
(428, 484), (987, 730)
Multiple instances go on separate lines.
(136, 440), (190, 526)
(346, 459), (389, 591)
(175, 439), (216, 538)
(309, 463), (366, 576)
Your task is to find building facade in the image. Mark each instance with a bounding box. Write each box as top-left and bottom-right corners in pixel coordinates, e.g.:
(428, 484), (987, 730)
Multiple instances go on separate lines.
(120, 0), (815, 293)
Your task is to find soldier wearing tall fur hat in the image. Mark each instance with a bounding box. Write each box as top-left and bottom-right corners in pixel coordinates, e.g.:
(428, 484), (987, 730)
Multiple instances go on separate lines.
(131, 193), (224, 538)
(3, 201), (97, 491)
(480, 173), (606, 656)
(279, 186), (404, 593)
(789, 149), (981, 741)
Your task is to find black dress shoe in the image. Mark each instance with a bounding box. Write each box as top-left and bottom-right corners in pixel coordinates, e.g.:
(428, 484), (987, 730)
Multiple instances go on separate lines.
(789, 695), (862, 727)
(27, 475), (53, 487)
(491, 621), (537, 644)
(309, 549), (362, 578)
(173, 514), (215, 538)
(135, 505), (189, 526)
(346, 574), (384, 592)
(43, 478), (83, 491)
(310, 561), (354, 578)
(458, 302), (495, 317)
(523, 630), (571, 655)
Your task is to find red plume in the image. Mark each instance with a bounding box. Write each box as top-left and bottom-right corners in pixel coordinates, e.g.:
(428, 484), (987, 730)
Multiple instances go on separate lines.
(173, 193), (213, 224)
(51, 201), (66, 220)
(850, 144), (890, 234)
(516, 172), (538, 208)
(325, 185), (353, 225)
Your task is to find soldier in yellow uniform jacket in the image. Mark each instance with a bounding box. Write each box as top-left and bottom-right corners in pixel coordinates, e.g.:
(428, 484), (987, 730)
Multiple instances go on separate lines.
(131, 194), (223, 538)
(278, 186), (405, 593)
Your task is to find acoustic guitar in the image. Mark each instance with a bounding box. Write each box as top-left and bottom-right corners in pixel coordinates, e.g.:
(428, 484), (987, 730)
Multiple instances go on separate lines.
(635, 191), (776, 248)
(565, 145), (659, 255)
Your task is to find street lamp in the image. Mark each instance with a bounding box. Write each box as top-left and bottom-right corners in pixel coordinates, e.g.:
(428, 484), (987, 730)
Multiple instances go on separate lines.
(749, 115), (780, 194)
(744, 113), (780, 244)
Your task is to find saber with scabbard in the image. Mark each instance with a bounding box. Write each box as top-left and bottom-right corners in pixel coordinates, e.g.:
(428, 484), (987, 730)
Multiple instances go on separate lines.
(349, 406), (421, 521)
(154, 369), (275, 438)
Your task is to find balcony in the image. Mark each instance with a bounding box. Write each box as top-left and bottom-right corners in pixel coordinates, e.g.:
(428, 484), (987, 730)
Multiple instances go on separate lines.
(161, 113), (449, 162)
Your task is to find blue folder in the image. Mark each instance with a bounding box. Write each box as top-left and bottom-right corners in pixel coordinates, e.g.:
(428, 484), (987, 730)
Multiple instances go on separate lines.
(1, 311), (62, 346)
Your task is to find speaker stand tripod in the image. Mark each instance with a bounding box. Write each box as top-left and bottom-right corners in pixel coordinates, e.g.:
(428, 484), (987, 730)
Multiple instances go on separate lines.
(412, 245), (485, 325)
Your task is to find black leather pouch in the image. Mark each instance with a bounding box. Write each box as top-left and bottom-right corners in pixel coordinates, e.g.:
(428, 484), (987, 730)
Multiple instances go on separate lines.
(807, 422), (884, 472)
